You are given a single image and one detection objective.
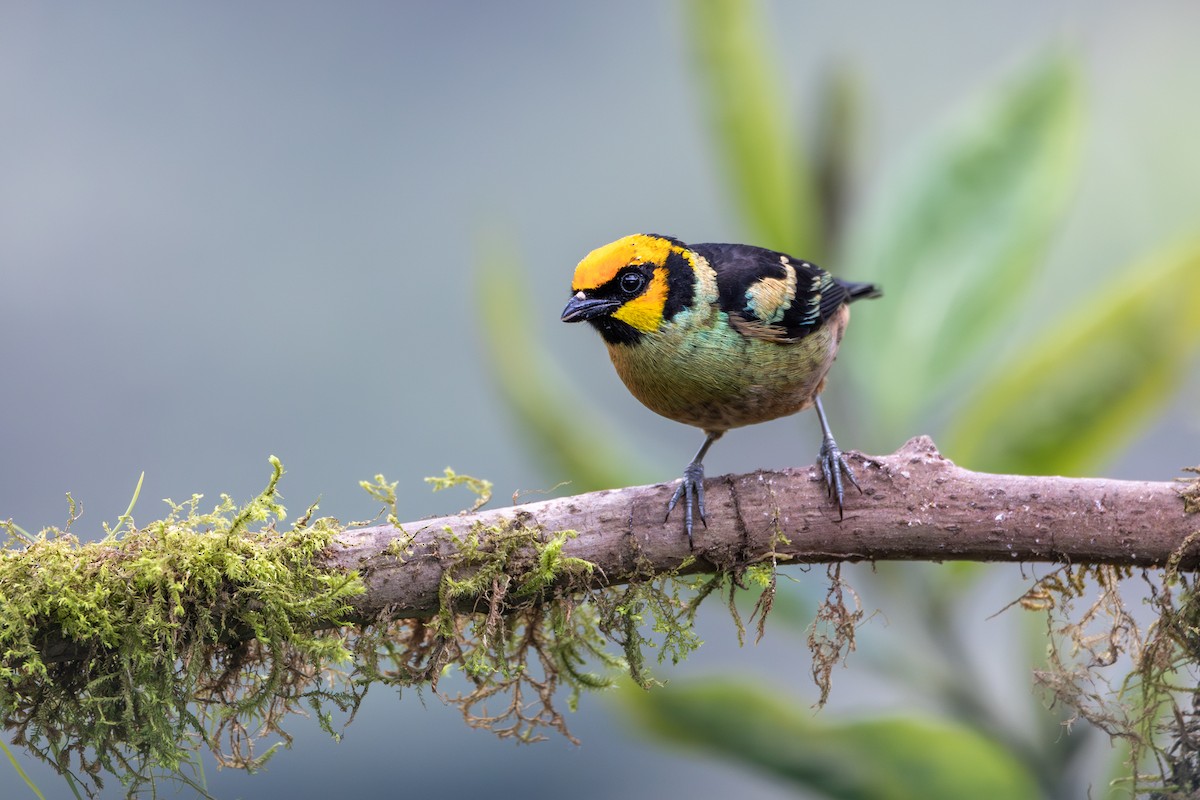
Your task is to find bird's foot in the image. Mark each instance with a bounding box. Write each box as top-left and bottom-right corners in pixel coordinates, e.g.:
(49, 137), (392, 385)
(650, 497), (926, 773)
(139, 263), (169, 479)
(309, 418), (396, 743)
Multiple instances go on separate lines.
(818, 436), (861, 519)
(666, 461), (706, 548)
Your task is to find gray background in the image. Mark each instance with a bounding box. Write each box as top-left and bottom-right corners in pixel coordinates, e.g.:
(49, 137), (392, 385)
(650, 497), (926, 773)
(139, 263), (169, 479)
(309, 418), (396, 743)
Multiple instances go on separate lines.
(3, 2), (1199, 797)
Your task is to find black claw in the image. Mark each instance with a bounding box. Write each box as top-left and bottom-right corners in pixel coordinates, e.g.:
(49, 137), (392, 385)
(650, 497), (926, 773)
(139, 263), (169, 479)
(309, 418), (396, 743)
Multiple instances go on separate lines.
(666, 461), (706, 548)
(819, 436), (861, 520)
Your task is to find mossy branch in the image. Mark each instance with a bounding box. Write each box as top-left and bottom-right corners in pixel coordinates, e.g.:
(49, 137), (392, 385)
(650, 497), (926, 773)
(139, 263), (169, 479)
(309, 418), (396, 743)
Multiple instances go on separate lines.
(26, 435), (1196, 671)
(3, 436), (1198, 797)
(330, 435), (1197, 625)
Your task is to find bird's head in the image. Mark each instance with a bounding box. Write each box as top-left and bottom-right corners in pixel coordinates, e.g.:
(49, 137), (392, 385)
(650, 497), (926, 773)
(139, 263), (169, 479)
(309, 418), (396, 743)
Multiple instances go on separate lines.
(561, 234), (697, 345)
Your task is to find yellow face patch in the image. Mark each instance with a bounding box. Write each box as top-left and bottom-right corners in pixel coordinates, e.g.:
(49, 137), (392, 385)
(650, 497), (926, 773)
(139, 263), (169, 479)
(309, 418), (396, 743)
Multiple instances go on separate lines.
(571, 234), (679, 291)
(612, 267), (669, 333)
(570, 234), (699, 335)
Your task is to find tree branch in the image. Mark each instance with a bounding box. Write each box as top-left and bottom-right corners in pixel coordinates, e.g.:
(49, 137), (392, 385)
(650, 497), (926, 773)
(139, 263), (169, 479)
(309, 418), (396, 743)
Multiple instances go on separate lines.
(329, 436), (1199, 623)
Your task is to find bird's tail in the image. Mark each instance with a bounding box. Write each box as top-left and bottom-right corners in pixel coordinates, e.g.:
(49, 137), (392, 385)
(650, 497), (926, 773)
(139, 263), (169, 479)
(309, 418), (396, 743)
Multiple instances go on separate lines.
(838, 279), (883, 303)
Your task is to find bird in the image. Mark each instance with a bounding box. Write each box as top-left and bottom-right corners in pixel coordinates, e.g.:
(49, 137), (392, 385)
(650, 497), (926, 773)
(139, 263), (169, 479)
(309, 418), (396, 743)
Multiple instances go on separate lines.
(560, 233), (880, 546)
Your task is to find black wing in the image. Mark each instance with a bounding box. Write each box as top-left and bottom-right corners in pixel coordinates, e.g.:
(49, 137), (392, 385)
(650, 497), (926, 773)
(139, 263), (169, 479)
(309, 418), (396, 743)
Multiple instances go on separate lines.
(692, 242), (880, 341)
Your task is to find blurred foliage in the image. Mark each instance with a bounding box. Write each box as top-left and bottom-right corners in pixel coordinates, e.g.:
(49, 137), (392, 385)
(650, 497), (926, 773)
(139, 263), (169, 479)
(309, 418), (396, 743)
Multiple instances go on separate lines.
(684, 0), (819, 259)
(476, 0), (1200, 797)
(842, 53), (1084, 440)
(947, 238), (1200, 474)
(620, 680), (1040, 800)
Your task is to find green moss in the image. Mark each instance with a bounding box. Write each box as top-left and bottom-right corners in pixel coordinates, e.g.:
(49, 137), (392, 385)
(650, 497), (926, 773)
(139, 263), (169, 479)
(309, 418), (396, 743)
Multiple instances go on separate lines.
(0, 463), (762, 795)
(359, 473), (404, 530)
(425, 467), (493, 512)
(1180, 466), (1200, 515)
(588, 555), (708, 691)
(0, 457), (364, 797)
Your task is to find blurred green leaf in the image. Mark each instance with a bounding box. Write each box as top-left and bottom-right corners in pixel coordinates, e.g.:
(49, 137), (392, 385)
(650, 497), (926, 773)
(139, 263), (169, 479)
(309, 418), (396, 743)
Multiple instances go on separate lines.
(621, 679), (1042, 799)
(813, 63), (863, 251)
(0, 740), (46, 800)
(945, 236), (1200, 475)
(1099, 739), (1136, 800)
(684, 0), (820, 258)
(473, 237), (660, 492)
(845, 54), (1083, 434)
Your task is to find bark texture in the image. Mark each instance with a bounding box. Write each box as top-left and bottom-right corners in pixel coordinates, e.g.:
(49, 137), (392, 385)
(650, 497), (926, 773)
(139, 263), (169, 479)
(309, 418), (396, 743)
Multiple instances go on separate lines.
(328, 436), (1199, 622)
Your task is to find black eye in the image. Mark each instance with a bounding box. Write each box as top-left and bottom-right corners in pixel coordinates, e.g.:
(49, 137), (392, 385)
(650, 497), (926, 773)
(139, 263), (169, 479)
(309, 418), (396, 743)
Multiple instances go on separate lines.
(619, 270), (645, 295)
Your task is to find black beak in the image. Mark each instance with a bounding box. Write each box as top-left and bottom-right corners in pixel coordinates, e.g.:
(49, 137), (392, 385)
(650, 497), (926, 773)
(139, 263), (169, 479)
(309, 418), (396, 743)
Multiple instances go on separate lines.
(561, 292), (620, 322)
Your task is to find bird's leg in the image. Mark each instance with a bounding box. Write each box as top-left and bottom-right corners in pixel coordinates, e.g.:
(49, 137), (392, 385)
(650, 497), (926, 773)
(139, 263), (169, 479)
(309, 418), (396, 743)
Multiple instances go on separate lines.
(814, 396), (860, 519)
(666, 431), (723, 547)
